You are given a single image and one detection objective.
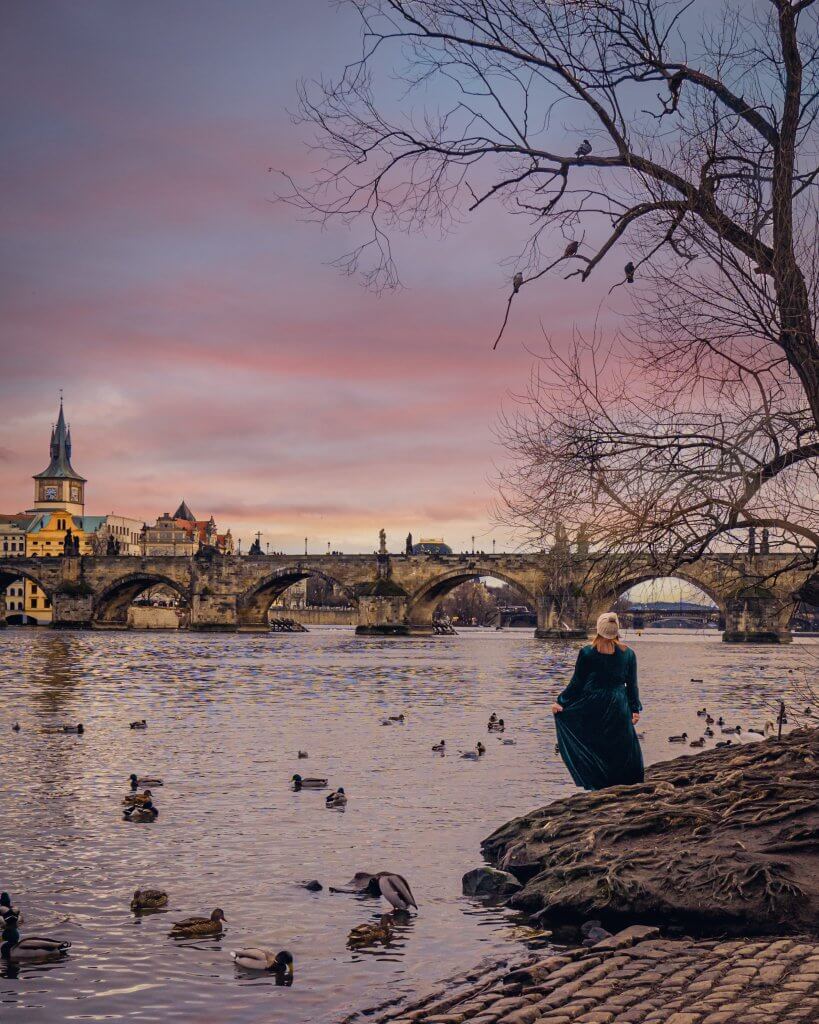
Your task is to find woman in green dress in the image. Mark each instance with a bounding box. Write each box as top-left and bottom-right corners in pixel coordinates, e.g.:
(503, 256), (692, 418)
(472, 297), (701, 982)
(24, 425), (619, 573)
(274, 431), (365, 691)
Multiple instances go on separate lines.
(552, 612), (644, 790)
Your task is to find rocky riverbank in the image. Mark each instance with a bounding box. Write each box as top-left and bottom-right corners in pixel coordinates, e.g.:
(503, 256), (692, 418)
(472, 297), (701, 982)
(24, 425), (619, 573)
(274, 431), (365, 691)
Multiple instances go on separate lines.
(483, 728), (819, 936)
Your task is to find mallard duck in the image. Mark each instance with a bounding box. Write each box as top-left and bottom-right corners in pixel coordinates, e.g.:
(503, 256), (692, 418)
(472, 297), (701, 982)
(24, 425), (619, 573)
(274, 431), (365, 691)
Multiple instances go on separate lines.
(291, 774), (327, 790)
(488, 719), (505, 733)
(689, 737), (705, 748)
(169, 908), (226, 938)
(347, 915), (393, 949)
(326, 787), (347, 808)
(62, 724), (84, 734)
(668, 733), (688, 742)
(717, 716), (725, 726)
(297, 750), (308, 759)
(123, 789), (153, 808)
(123, 800), (159, 822)
(704, 727), (715, 737)
(388, 714), (405, 723)
(488, 713), (498, 724)
(231, 947), (293, 976)
(130, 720), (147, 730)
(0, 893), (22, 924)
(1, 919), (70, 961)
(696, 707), (707, 716)
(721, 725), (741, 734)
(716, 739), (733, 748)
(705, 714), (715, 724)
(431, 740), (445, 752)
(129, 774), (163, 789)
(130, 888), (168, 911)
(42, 723), (84, 735)
(331, 872), (417, 912)
(476, 741), (486, 754)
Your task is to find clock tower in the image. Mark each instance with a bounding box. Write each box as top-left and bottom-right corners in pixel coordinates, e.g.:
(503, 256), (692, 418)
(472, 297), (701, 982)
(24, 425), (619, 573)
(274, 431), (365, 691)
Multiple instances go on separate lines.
(32, 399), (86, 517)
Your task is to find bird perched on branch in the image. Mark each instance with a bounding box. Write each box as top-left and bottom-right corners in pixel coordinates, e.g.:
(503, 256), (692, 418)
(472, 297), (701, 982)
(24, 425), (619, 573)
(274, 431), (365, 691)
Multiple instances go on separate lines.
(575, 139), (592, 159)
(564, 240), (579, 257)
(512, 272), (523, 293)
(624, 261), (635, 283)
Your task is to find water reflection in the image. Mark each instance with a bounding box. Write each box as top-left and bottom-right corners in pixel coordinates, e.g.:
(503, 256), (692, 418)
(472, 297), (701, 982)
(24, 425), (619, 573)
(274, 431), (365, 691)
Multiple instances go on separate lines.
(0, 627), (814, 1023)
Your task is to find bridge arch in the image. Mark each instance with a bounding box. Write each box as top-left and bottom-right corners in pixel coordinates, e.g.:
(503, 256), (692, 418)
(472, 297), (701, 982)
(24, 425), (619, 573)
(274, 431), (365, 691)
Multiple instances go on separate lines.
(406, 567), (539, 628)
(590, 572), (726, 630)
(93, 572), (191, 628)
(237, 566), (358, 629)
(0, 563), (53, 624)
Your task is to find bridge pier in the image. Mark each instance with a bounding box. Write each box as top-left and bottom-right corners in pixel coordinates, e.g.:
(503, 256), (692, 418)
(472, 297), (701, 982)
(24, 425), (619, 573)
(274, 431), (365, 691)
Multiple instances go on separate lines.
(355, 593), (410, 636)
(534, 595), (588, 640)
(189, 592), (239, 632)
(723, 592), (792, 644)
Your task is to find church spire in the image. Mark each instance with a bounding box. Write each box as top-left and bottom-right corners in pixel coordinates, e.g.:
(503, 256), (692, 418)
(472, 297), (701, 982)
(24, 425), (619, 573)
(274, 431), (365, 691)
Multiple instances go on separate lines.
(34, 397), (86, 483)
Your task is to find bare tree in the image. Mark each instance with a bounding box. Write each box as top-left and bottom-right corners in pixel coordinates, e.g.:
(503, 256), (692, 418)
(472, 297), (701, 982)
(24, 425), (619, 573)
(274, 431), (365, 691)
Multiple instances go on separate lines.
(286, 0), (819, 569)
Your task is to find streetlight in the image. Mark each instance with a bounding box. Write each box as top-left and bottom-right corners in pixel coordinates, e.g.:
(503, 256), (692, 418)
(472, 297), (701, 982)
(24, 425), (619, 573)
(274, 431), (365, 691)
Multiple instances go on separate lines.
(304, 537), (308, 556)
(492, 538), (496, 555)
(471, 535), (475, 555)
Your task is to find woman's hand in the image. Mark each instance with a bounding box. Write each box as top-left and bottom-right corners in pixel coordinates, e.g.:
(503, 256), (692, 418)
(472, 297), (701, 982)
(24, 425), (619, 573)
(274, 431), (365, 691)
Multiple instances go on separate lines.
(552, 702), (563, 714)
(632, 712), (640, 724)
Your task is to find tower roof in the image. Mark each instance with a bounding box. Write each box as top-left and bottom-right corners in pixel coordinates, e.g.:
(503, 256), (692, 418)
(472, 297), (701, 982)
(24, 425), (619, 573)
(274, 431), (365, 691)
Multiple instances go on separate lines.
(172, 500), (196, 522)
(33, 399), (86, 482)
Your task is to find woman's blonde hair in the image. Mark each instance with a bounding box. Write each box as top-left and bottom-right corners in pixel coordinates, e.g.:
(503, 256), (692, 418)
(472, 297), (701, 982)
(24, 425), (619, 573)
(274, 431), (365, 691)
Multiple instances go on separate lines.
(592, 634), (628, 654)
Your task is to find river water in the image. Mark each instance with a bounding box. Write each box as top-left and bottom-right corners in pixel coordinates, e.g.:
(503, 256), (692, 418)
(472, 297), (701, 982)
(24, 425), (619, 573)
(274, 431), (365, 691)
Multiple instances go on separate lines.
(0, 627), (814, 1023)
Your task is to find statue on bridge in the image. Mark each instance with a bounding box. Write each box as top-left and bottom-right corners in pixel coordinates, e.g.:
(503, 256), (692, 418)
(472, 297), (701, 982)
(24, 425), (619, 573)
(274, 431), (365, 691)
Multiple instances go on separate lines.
(379, 528), (387, 555)
(106, 534), (118, 557)
(63, 529), (74, 557)
(405, 532), (413, 555)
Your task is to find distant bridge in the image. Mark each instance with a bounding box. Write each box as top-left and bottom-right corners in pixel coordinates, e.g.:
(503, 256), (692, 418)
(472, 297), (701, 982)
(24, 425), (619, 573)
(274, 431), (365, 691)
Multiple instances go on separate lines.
(0, 548), (814, 643)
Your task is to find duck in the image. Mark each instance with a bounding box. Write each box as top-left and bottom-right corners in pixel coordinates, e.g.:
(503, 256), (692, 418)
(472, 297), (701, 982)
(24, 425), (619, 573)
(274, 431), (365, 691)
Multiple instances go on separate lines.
(668, 733), (688, 742)
(130, 888), (168, 912)
(431, 740), (446, 752)
(705, 714), (715, 725)
(704, 727), (715, 737)
(689, 737), (705, 748)
(326, 788), (347, 808)
(11, 723), (20, 733)
(129, 774), (163, 789)
(488, 719), (505, 733)
(169, 908), (226, 938)
(476, 741), (486, 755)
(690, 678), (704, 683)
(330, 871), (417, 912)
(1, 919), (70, 961)
(231, 947), (294, 977)
(717, 716), (725, 726)
(42, 723), (84, 735)
(388, 714), (405, 723)
(129, 720), (147, 730)
(716, 739), (733, 748)
(0, 893), (22, 924)
(123, 800), (159, 823)
(123, 789), (153, 808)
(297, 750), (309, 759)
(488, 713), (498, 725)
(62, 724), (84, 734)
(696, 708), (707, 717)
(748, 721), (775, 737)
(291, 774), (327, 790)
(347, 915), (394, 949)
(721, 725), (741, 735)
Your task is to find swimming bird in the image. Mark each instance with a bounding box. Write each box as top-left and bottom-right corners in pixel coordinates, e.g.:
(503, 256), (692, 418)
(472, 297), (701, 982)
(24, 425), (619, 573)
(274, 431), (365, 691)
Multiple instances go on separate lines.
(476, 741), (486, 754)
(231, 947), (293, 976)
(717, 716), (725, 726)
(130, 889), (168, 912)
(123, 789), (153, 807)
(696, 708), (707, 716)
(668, 733), (688, 742)
(689, 738), (705, 748)
(748, 721), (775, 737)
(488, 713), (497, 724)
(129, 774), (163, 789)
(575, 139), (592, 159)
(11, 723), (20, 732)
(326, 787), (347, 808)
(169, 908), (226, 938)
(130, 720), (147, 730)
(62, 723), (84, 734)
(123, 800), (159, 823)
(388, 714), (405, 723)
(348, 915), (393, 949)
(291, 774), (327, 790)
(705, 714), (715, 725)
(704, 727), (714, 737)
(1, 919), (70, 961)
(488, 718), (505, 733)
(721, 726), (741, 735)
(431, 740), (446, 752)
(297, 750), (309, 759)
(0, 894), (21, 924)
(331, 872), (417, 912)
(716, 739), (733, 748)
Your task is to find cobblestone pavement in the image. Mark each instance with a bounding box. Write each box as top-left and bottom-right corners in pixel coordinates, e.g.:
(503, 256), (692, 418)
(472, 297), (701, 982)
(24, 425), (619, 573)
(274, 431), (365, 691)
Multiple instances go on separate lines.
(347, 926), (819, 1024)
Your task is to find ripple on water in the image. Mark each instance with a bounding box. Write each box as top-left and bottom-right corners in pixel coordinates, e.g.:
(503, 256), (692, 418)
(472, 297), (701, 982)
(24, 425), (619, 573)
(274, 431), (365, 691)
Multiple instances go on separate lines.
(0, 627), (814, 1023)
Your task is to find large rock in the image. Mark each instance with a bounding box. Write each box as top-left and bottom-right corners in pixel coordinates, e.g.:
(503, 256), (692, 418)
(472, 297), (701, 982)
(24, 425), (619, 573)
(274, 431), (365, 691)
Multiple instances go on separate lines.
(482, 728), (819, 936)
(462, 866), (522, 897)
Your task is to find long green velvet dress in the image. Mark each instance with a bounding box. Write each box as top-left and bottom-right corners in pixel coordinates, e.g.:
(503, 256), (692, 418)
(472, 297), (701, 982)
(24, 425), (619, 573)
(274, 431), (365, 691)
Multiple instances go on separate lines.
(554, 644), (644, 791)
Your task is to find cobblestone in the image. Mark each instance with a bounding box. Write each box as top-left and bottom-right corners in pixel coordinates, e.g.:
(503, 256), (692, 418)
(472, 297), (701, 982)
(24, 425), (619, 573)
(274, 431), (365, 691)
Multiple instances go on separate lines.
(353, 931), (819, 1024)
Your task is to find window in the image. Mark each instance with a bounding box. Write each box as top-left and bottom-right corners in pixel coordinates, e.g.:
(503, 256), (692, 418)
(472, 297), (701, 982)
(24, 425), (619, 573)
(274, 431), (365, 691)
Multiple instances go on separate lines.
(31, 584), (38, 594)
(44, 598), (51, 609)
(30, 598), (38, 609)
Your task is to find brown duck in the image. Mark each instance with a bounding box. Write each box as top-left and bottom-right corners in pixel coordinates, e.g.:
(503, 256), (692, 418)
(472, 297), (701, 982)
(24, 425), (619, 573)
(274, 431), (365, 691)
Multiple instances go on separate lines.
(169, 908), (226, 938)
(130, 889), (168, 912)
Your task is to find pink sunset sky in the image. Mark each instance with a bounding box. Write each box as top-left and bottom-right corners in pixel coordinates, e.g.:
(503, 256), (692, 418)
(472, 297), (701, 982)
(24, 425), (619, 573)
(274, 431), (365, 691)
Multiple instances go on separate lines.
(0, 1), (619, 555)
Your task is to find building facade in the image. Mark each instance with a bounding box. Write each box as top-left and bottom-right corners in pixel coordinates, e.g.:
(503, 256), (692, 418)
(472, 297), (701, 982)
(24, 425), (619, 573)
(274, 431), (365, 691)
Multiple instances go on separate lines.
(143, 501), (233, 556)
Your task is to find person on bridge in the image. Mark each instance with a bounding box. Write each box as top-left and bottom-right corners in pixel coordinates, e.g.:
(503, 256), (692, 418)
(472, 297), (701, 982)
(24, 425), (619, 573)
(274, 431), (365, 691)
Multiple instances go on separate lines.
(552, 612), (643, 790)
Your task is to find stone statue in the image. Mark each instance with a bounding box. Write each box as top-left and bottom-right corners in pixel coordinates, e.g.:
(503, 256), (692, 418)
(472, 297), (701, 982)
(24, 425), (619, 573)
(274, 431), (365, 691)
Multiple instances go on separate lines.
(576, 523), (590, 557)
(248, 536), (262, 557)
(748, 526), (757, 556)
(73, 534), (80, 556)
(406, 532), (413, 555)
(63, 529), (74, 557)
(106, 534), (117, 557)
(760, 527), (770, 555)
(379, 528), (387, 555)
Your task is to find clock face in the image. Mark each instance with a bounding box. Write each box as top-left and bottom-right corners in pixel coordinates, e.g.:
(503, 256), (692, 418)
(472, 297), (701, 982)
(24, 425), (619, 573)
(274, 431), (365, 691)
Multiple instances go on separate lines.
(44, 486), (58, 501)
(70, 486), (80, 501)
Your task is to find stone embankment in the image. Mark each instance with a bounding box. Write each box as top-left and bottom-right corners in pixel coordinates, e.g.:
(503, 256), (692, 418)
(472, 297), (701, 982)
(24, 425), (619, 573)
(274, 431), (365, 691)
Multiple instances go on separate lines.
(483, 728), (819, 935)
(354, 926), (819, 1024)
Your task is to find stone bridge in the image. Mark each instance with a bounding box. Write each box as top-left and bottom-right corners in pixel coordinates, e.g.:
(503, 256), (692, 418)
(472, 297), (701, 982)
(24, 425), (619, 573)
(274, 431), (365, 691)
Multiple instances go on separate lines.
(0, 548), (815, 642)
